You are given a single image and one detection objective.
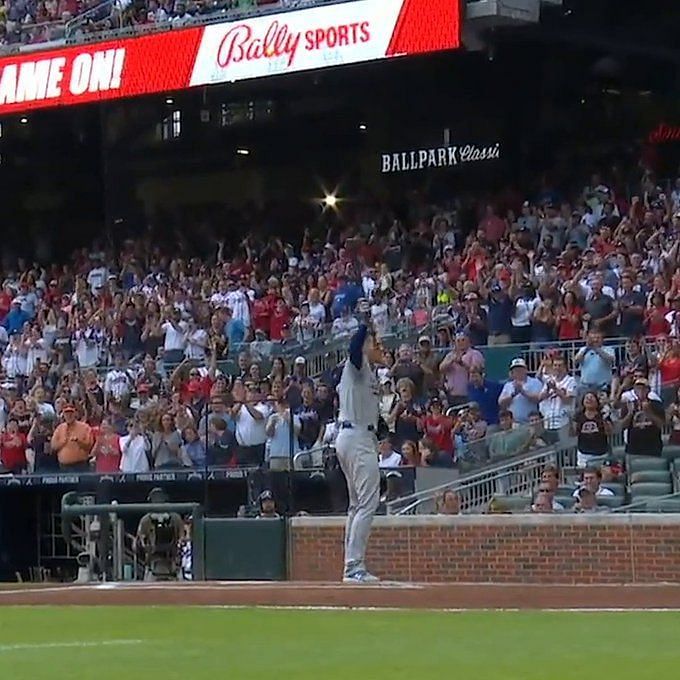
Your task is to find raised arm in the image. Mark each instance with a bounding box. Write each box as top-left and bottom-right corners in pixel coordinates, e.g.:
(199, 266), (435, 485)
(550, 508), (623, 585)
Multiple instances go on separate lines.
(348, 324), (369, 370)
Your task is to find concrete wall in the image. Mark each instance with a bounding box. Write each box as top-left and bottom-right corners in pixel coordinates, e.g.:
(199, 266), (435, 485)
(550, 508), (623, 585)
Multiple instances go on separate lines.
(289, 514), (680, 584)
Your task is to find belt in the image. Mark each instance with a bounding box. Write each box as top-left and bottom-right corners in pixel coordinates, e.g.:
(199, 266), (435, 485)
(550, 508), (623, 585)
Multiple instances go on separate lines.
(340, 422), (375, 432)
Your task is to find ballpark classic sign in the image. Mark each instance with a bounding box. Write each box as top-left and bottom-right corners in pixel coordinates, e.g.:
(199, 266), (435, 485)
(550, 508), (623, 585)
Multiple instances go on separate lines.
(0, 0), (460, 113)
(381, 142), (501, 173)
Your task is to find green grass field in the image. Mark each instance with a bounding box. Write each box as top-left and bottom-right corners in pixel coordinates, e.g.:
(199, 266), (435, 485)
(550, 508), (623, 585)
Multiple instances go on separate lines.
(0, 607), (678, 679)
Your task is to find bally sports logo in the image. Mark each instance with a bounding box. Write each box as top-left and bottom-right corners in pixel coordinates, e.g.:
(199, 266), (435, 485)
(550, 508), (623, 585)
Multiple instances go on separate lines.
(216, 19), (371, 70)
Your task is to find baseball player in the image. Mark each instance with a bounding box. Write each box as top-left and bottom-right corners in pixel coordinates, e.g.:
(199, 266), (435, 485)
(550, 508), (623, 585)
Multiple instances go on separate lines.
(335, 323), (385, 583)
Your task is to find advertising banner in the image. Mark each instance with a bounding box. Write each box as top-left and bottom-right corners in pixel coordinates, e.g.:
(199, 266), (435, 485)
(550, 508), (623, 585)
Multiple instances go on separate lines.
(0, 0), (460, 114)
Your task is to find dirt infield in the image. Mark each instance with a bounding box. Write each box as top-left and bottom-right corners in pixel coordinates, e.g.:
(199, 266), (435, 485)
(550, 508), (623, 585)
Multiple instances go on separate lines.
(1, 581), (680, 609)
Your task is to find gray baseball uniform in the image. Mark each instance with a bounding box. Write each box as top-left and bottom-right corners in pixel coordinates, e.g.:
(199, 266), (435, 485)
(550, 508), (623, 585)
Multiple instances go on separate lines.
(335, 329), (380, 578)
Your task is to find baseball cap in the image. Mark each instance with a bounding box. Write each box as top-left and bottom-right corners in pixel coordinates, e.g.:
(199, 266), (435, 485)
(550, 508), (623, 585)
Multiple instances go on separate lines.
(294, 356), (306, 365)
(62, 404), (76, 413)
(509, 358), (527, 369)
(418, 335), (431, 344)
(258, 490), (274, 502)
(633, 377), (649, 387)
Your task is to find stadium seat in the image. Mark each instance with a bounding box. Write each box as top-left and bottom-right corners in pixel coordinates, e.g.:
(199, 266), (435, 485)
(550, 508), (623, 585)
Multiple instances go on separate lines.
(629, 471), (672, 484)
(489, 495), (531, 513)
(626, 456), (669, 473)
(637, 498), (680, 512)
(662, 445), (680, 460)
(600, 482), (625, 496)
(596, 495), (624, 509)
(630, 482), (673, 497)
(555, 495), (576, 509)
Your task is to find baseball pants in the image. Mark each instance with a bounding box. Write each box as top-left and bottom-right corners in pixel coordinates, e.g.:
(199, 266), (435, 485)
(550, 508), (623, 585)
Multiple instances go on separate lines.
(335, 429), (380, 575)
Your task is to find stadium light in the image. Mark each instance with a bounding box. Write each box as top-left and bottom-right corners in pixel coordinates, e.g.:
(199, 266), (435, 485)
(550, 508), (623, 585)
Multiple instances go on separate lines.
(323, 193), (338, 209)
(165, 97), (174, 105)
(358, 123), (367, 131)
(19, 117), (28, 124)
(236, 148), (250, 156)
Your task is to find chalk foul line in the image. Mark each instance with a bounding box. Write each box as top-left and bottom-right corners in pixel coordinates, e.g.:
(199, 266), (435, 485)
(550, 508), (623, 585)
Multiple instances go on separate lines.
(0, 639), (144, 653)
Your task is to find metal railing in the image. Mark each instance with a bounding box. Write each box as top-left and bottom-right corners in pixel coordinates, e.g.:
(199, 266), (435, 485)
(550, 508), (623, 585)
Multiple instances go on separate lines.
(65, 0), (121, 39)
(612, 490), (680, 513)
(386, 436), (577, 515)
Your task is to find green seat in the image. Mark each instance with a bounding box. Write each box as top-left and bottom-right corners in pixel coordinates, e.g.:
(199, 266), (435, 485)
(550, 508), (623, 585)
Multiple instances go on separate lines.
(601, 482), (625, 496)
(611, 445), (626, 457)
(490, 495), (531, 513)
(630, 471), (672, 484)
(631, 482), (673, 497)
(627, 455), (669, 473)
(555, 495), (576, 509)
(629, 496), (677, 512)
(640, 498), (680, 512)
(596, 495), (624, 509)
(556, 485), (577, 496)
(662, 445), (680, 459)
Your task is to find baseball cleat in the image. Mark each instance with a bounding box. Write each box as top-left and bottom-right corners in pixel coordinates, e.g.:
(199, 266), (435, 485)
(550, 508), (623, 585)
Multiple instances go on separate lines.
(342, 569), (380, 584)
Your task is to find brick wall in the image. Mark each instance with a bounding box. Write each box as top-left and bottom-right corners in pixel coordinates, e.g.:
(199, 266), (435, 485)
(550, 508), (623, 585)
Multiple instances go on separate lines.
(289, 515), (680, 583)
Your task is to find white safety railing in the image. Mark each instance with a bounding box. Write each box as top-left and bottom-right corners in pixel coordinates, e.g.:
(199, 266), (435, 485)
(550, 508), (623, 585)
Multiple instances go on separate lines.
(386, 438), (578, 515)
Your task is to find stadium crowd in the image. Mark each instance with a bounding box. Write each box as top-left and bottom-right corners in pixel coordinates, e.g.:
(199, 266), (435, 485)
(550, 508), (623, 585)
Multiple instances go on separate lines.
(0, 168), (680, 480)
(0, 0), (297, 47)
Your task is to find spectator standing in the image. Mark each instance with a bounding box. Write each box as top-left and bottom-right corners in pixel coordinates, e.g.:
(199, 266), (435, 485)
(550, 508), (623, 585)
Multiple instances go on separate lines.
(422, 398), (454, 457)
(461, 292), (488, 346)
(104, 353), (133, 405)
(151, 413), (190, 468)
(538, 355), (576, 443)
(574, 330), (615, 395)
(510, 280), (539, 345)
(440, 334), (484, 406)
(265, 396), (301, 471)
(205, 418), (236, 467)
(119, 420), (151, 472)
(296, 383), (323, 455)
(27, 414), (57, 473)
(50, 404), (94, 472)
(415, 336), (440, 395)
(555, 290), (582, 341)
(583, 276), (617, 336)
(498, 358), (543, 424)
(621, 377), (665, 457)
(617, 272), (646, 337)
(390, 344), (425, 398)
(161, 309), (188, 365)
(388, 378), (424, 449)
(484, 282), (513, 346)
(232, 381), (270, 466)
(572, 391), (612, 468)
(91, 418), (121, 473)
(182, 425), (206, 468)
(467, 367), (502, 427)
(0, 418), (27, 473)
